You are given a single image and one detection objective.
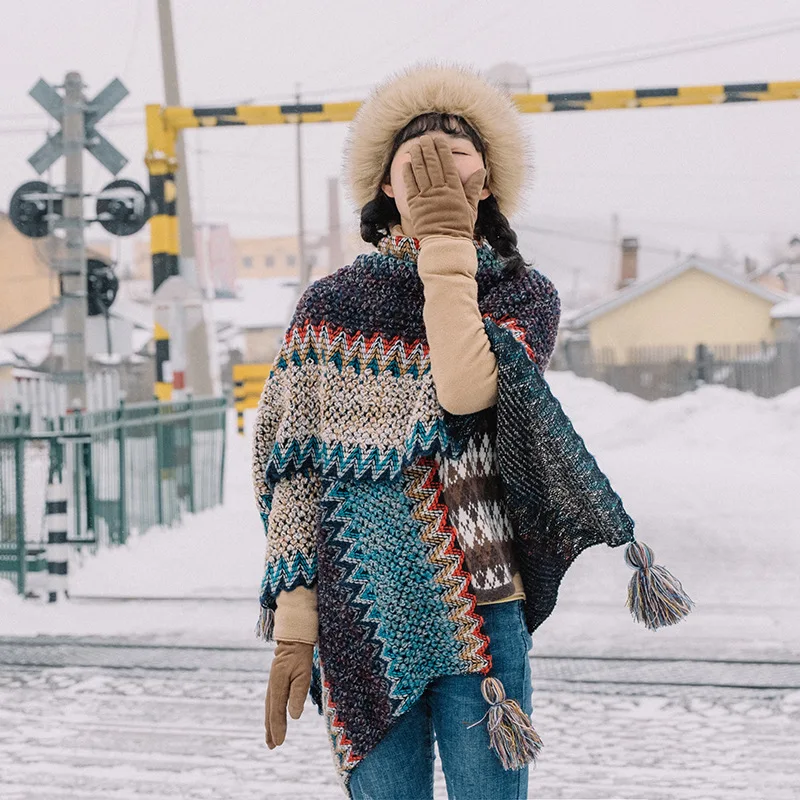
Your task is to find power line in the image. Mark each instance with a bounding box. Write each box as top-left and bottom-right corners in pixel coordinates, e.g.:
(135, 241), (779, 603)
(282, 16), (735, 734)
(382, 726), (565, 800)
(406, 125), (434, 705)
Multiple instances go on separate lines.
(88, 0), (148, 196)
(254, 0), (528, 103)
(516, 222), (680, 256)
(120, 0), (146, 79)
(0, 118), (144, 137)
(523, 16), (800, 72)
(611, 215), (795, 236)
(0, 106), (144, 123)
(525, 21), (800, 80)
(535, 169), (800, 185)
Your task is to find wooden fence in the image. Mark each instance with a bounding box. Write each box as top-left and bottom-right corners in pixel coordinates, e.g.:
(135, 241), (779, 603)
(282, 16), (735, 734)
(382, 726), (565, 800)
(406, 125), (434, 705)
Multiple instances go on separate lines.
(559, 337), (800, 400)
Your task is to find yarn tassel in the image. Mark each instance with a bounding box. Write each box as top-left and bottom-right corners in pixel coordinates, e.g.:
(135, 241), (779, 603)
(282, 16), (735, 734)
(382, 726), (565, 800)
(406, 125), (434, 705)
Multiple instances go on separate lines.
(625, 541), (694, 630)
(254, 604), (275, 641)
(466, 676), (543, 769)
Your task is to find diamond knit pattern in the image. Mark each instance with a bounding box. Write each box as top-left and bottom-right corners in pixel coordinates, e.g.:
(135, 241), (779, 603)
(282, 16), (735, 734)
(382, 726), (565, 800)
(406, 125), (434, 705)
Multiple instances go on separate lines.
(434, 413), (522, 603)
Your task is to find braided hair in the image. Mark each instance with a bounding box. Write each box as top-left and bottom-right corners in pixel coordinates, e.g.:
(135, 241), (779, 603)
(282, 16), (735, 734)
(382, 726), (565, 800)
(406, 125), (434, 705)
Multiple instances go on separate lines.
(359, 112), (529, 278)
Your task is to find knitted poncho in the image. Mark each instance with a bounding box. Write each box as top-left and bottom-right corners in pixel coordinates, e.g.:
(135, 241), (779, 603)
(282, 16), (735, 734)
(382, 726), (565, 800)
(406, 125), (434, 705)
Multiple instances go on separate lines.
(253, 233), (693, 798)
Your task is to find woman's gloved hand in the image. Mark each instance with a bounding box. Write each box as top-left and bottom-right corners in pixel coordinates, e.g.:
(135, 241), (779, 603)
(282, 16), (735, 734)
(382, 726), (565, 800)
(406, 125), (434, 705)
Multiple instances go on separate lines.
(402, 134), (486, 244)
(264, 639), (315, 749)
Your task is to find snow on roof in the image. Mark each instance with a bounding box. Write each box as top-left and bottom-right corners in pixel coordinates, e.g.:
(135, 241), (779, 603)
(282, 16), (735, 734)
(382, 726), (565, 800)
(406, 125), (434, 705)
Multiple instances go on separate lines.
(110, 296), (153, 330)
(0, 347), (24, 367)
(215, 278), (303, 330)
(558, 308), (581, 324)
(771, 296), (800, 319)
(117, 279), (152, 303)
(0, 332), (52, 368)
(132, 328), (153, 353)
(3, 279), (306, 367)
(567, 257), (791, 330)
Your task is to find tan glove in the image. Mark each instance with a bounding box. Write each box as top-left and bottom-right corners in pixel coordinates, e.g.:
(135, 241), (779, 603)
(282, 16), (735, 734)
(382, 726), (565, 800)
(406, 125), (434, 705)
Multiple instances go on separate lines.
(274, 584), (318, 644)
(264, 639), (314, 749)
(402, 134), (486, 244)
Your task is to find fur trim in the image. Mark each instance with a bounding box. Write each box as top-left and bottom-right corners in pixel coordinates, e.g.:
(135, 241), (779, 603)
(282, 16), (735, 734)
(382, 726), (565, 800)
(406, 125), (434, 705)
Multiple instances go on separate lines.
(342, 59), (532, 219)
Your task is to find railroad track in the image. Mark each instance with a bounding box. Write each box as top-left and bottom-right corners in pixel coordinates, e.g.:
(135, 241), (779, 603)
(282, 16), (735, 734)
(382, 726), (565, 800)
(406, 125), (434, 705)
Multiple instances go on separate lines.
(2, 636), (799, 690)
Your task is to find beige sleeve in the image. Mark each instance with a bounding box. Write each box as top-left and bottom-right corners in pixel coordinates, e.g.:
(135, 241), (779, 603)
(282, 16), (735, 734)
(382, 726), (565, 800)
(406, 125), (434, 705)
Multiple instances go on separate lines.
(417, 236), (498, 415)
(273, 584), (319, 644)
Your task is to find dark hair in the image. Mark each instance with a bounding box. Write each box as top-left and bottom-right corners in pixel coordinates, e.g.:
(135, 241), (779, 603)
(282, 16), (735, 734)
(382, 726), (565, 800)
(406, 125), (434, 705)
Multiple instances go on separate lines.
(359, 112), (529, 278)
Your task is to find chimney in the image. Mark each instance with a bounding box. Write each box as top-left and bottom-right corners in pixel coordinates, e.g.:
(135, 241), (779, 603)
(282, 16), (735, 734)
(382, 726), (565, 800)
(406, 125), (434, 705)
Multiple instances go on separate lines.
(618, 237), (639, 290)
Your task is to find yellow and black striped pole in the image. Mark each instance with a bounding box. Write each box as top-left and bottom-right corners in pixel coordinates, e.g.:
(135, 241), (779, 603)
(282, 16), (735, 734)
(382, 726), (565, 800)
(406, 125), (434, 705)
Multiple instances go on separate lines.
(145, 105), (180, 402)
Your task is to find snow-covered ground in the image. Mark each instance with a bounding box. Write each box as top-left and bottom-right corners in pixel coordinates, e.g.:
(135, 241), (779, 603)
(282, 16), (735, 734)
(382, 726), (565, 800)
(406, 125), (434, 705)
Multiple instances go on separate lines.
(1, 374), (798, 660)
(2, 661), (798, 800)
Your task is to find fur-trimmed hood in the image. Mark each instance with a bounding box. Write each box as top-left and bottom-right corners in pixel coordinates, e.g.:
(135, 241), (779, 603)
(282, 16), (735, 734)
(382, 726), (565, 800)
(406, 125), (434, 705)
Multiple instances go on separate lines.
(342, 60), (532, 219)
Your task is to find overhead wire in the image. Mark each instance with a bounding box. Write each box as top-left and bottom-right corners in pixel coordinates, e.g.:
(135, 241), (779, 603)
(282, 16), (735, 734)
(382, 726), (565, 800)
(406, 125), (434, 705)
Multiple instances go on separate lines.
(524, 16), (800, 70)
(515, 222), (681, 256)
(86, 0), (148, 198)
(524, 20), (800, 80)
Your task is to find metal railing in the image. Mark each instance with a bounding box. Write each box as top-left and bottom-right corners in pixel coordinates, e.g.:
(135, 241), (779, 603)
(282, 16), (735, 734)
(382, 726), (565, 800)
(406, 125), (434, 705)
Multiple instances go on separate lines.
(0, 396), (227, 597)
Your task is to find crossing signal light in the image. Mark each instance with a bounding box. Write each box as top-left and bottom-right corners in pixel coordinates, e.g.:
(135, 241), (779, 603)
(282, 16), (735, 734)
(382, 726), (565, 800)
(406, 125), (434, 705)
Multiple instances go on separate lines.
(86, 258), (119, 316)
(59, 259), (119, 316)
(96, 178), (152, 236)
(9, 181), (62, 238)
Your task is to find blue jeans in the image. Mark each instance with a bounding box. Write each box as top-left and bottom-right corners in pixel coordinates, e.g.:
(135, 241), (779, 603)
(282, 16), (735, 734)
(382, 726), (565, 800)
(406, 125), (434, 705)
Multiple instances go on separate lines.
(349, 598), (534, 800)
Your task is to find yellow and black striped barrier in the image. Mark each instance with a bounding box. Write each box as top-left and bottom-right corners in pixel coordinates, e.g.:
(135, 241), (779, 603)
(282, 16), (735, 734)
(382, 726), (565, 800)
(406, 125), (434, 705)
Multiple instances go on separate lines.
(151, 81), (800, 134)
(233, 363), (272, 436)
(513, 81), (800, 113)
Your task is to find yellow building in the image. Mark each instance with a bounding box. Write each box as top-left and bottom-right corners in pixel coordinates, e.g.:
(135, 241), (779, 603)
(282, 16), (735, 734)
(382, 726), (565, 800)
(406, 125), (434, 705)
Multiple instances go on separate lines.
(566, 257), (790, 364)
(233, 234), (310, 279)
(232, 230), (364, 280)
(1, 214), (117, 336)
(0, 214), (60, 333)
(127, 227), (365, 284)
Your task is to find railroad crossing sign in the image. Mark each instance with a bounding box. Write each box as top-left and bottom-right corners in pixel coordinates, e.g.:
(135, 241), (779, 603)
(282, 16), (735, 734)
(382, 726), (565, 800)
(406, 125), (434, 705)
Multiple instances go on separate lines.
(27, 77), (129, 175)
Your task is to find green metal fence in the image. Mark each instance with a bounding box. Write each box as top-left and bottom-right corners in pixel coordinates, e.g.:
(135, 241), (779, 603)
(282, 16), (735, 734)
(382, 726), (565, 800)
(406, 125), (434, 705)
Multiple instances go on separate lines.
(0, 409), (37, 594)
(0, 396), (227, 597)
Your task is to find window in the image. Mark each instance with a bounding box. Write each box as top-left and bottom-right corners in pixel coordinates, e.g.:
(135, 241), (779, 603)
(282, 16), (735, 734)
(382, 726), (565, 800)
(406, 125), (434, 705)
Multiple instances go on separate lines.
(286, 254), (296, 266)
(265, 255), (274, 267)
(242, 256), (253, 268)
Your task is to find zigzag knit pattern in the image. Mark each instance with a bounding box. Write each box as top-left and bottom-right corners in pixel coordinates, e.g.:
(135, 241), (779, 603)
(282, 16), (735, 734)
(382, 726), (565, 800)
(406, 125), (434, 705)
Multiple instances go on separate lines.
(252, 233), (562, 797)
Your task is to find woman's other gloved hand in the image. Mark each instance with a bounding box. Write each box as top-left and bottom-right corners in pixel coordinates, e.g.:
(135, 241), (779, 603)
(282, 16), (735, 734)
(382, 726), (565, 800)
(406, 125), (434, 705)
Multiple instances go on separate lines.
(264, 639), (315, 749)
(402, 134), (486, 244)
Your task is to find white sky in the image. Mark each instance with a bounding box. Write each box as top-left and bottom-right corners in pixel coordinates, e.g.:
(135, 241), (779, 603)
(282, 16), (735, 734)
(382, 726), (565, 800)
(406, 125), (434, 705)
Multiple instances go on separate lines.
(1, 0), (798, 299)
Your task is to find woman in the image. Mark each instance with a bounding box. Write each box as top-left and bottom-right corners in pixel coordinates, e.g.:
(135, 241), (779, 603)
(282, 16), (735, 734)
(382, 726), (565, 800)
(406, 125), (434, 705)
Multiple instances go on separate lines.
(255, 60), (553, 800)
(252, 61), (691, 800)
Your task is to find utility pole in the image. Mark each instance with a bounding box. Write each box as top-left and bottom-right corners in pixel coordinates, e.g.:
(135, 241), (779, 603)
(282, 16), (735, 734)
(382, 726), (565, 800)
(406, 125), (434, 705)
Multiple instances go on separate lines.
(296, 84), (309, 296)
(61, 71), (88, 411)
(156, 0), (217, 398)
(157, 0), (197, 290)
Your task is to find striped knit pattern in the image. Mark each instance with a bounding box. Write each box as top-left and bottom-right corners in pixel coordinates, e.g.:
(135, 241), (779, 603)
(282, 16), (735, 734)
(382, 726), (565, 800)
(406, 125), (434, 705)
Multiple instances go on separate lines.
(253, 232), (561, 797)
